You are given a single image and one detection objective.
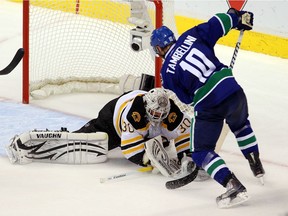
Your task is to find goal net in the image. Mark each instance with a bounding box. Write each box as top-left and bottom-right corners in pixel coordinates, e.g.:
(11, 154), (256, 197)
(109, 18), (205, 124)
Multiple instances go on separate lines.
(22, 0), (229, 152)
(22, 0), (178, 102)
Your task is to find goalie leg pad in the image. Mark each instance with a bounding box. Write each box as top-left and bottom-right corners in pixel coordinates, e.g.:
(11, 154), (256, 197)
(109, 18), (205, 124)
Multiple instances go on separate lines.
(6, 130), (108, 165)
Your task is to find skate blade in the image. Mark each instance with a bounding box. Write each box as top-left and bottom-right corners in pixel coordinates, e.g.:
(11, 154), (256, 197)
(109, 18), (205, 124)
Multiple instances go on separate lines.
(217, 192), (250, 209)
(259, 176), (265, 185)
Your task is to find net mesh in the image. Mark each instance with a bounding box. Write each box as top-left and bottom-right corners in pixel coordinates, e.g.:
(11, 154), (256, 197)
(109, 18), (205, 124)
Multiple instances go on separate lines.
(27, 0), (176, 93)
(26, 0), (192, 115)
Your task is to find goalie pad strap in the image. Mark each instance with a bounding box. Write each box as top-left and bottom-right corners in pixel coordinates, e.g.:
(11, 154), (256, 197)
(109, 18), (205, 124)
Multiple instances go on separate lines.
(6, 130), (108, 165)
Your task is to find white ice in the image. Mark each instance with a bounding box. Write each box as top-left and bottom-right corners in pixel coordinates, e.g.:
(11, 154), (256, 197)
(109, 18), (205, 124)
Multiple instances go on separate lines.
(0, 1), (288, 216)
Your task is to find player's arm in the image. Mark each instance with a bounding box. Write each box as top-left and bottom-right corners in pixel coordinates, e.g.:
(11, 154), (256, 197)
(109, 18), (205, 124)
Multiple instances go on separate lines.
(196, 9), (253, 48)
(120, 111), (183, 175)
(173, 110), (192, 159)
(120, 128), (148, 166)
(119, 96), (151, 166)
(164, 109), (210, 180)
(144, 135), (200, 178)
(162, 100), (191, 159)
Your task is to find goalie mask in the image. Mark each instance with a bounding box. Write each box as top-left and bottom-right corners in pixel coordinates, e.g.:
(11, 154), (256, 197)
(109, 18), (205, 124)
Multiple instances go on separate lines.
(143, 88), (170, 123)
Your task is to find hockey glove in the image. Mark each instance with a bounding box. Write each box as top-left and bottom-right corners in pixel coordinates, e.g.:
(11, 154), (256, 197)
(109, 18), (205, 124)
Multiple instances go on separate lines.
(178, 153), (195, 177)
(227, 8), (254, 31)
(143, 136), (181, 177)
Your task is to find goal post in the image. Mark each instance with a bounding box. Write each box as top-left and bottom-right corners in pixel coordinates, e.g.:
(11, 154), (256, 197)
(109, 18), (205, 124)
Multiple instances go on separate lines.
(22, 0), (178, 104)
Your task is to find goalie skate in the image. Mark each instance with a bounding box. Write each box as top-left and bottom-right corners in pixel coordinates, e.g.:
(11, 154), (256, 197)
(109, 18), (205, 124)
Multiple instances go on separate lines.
(216, 174), (249, 208)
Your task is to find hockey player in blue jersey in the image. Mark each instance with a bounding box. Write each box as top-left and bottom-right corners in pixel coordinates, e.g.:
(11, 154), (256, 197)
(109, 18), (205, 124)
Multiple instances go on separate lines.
(150, 8), (265, 208)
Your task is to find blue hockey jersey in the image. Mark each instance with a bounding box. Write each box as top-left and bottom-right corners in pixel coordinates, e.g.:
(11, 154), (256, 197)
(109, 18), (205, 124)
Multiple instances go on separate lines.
(161, 13), (242, 111)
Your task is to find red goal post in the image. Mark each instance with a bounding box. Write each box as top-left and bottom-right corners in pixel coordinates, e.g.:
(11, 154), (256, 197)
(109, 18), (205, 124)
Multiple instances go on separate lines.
(22, 0), (177, 104)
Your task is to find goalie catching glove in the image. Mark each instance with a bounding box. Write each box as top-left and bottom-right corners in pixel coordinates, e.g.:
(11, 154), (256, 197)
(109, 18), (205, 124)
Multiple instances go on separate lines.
(6, 128), (108, 164)
(143, 135), (210, 180)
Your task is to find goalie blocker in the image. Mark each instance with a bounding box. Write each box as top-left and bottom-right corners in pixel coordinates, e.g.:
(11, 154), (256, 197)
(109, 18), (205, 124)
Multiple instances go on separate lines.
(6, 129), (108, 165)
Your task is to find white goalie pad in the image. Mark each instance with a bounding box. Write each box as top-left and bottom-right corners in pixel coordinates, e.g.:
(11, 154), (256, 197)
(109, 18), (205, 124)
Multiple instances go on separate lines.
(6, 129), (108, 165)
(144, 135), (181, 177)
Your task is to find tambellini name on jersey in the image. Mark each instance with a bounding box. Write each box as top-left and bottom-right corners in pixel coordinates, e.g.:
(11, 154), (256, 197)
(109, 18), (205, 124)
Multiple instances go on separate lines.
(166, 35), (197, 75)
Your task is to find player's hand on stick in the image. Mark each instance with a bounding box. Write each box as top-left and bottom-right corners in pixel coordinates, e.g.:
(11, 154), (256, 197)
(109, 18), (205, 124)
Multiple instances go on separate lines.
(177, 153), (210, 181)
(227, 8), (254, 31)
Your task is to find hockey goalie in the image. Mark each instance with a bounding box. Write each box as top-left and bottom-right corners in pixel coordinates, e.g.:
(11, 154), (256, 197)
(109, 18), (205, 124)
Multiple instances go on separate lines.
(5, 88), (210, 181)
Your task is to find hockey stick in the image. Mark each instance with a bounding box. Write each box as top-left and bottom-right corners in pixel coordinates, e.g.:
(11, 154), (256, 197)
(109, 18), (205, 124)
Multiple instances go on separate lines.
(165, 167), (199, 190)
(215, 30), (245, 153)
(230, 30), (244, 69)
(100, 166), (153, 183)
(0, 48), (24, 75)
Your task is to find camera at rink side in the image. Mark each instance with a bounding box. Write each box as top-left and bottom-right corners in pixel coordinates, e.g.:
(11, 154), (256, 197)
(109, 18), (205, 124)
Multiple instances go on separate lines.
(129, 17), (151, 52)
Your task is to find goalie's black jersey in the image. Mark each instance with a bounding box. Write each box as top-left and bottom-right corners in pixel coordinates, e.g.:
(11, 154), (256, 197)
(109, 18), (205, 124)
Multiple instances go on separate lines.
(112, 90), (191, 166)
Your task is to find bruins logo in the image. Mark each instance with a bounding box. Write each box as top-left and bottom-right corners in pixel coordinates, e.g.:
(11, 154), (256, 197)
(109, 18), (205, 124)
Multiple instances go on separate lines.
(132, 111), (141, 122)
(168, 112), (177, 123)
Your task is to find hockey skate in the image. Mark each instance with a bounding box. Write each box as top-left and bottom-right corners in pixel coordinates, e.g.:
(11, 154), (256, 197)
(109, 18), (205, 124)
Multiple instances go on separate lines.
(216, 174), (249, 208)
(246, 151), (265, 177)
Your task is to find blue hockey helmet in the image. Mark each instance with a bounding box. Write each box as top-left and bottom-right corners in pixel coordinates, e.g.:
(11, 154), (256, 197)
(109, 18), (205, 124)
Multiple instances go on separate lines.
(150, 26), (176, 54)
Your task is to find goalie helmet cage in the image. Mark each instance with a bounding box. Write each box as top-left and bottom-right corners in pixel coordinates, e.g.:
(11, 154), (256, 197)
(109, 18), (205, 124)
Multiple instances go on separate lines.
(22, 0), (177, 104)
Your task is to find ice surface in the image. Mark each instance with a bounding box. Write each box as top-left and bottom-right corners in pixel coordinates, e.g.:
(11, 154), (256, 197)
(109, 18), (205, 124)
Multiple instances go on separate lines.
(0, 1), (288, 215)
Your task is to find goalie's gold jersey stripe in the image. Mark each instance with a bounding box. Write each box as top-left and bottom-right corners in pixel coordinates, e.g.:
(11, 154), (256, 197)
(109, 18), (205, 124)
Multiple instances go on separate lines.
(121, 135), (143, 146)
(176, 142), (189, 153)
(174, 133), (189, 142)
(12, 0), (287, 58)
(175, 133), (190, 152)
(122, 143), (145, 156)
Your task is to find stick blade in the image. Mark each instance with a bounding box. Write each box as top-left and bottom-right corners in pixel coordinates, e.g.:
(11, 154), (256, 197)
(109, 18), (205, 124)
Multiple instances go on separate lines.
(0, 48), (24, 75)
(165, 167), (199, 190)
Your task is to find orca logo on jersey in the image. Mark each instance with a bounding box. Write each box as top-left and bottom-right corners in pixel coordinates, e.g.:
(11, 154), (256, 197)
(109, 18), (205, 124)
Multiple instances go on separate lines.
(168, 112), (177, 123)
(132, 111), (141, 122)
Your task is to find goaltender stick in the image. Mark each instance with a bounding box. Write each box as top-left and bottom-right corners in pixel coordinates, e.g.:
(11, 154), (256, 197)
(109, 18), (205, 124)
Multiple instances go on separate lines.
(6, 88), (209, 180)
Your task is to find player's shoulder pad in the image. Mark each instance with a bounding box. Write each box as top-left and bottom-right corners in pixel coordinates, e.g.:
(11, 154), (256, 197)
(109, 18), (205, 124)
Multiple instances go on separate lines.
(162, 99), (184, 131)
(126, 95), (148, 130)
